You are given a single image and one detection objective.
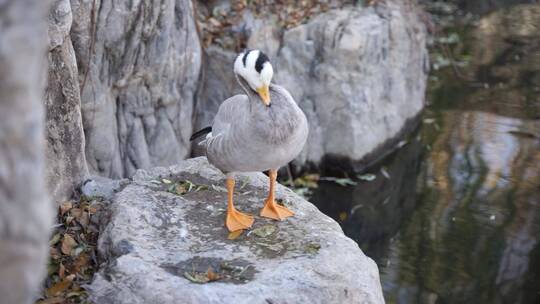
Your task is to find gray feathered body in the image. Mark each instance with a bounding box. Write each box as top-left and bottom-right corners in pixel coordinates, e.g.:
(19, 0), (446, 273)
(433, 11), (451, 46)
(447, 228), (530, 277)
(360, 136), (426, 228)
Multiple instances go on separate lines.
(205, 84), (308, 173)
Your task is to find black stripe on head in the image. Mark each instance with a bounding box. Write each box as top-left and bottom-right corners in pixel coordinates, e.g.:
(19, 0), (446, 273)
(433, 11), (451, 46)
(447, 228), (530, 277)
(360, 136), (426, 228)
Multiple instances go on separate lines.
(255, 51), (269, 73)
(242, 49), (252, 67)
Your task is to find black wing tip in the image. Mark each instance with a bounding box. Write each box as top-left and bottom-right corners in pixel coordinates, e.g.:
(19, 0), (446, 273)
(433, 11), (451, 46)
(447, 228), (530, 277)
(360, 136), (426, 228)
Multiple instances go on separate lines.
(190, 126), (212, 141)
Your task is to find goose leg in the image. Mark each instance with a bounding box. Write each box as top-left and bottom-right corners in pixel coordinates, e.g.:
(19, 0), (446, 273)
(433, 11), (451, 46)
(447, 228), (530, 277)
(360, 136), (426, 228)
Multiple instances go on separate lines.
(260, 169), (295, 220)
(225, 177), (254, 232)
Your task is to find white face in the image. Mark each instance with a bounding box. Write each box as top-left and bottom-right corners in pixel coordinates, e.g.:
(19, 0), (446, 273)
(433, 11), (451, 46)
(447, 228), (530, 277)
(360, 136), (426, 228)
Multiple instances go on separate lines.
(234, 50), (274, 91)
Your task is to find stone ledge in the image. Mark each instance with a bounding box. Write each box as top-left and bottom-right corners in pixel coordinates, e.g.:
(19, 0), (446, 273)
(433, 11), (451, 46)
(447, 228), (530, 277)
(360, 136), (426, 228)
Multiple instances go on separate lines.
(88, 157), (384, 304)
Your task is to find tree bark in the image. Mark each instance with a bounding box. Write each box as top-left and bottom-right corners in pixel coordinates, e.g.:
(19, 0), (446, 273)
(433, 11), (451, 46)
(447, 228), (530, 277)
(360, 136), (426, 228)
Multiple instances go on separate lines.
(0, 0), (53, 303)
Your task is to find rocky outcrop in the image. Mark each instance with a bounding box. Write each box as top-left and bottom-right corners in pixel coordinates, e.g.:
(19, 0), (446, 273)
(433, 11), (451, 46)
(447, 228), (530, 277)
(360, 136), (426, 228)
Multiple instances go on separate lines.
(43, 0), (203, 200)
(42, 0), (429, 201)
(194, 0), (428, 172)
(45, 0), (89, 202)
(0, 1), (53, 303)
(88, 157), (384, 303)
(194, 46), (242, 133)
(70, 0), (202, 179)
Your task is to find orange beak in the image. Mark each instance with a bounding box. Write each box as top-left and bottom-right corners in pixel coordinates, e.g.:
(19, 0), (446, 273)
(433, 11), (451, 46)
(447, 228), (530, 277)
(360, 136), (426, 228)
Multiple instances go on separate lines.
(256, 85), (271, 106)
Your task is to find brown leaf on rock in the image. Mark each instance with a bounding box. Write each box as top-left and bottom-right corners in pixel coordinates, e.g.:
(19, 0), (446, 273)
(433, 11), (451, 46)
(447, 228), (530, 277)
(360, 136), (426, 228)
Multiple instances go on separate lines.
(58, 263), (66, 279)
(78, 211), (90, 228)
(66, 274), (76, 282)
(251, 225), (276, 238)
(227, 230), (244, 240)
(66, 290), (87, 299)
(70, 208), (82, 219)
(46, 279), (71, 297)
(61, 234), (77, 255)
(73, 253), (90, 273)
(206, 267), (222, 282)
(87, 205), (98, 214)
(36, 297), (65, 304)
(59, 201), (72, 216)
(50, 247), (60, 260)
(183, 267), (223, 284)
(183, 271), (210, 284)
(208, 17), (222, 28)
(65, 215), (75, 225)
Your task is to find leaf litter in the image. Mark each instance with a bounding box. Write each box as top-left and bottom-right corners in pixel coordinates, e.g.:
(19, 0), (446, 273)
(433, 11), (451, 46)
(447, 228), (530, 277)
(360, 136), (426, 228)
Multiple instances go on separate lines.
(250, 225), (277, 238)
(184, 267), (222, 284)
(166, 180), (209, 195)
(194, 0), (373, 50)
(36, 197), (105, 304)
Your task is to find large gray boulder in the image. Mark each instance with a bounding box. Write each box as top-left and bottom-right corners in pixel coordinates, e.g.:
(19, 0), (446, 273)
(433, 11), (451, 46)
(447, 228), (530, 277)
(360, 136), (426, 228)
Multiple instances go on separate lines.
(45, 0), (89, 202)
(88, 157), (384, 304)
(70, 0), (202, 179)
(275, 1), (428, 170)
(0, 0), (53, 303)
(194, 1), (428, 171)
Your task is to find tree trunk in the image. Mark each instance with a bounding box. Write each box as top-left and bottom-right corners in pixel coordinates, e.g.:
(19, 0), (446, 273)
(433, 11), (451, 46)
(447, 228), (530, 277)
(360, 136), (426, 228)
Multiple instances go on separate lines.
(0, 0), (53, 303)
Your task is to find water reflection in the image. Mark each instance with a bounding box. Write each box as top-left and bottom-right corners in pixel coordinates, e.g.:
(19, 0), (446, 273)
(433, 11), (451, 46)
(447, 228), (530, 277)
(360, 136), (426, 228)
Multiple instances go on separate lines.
(311, 134), (423, 260)
(392, 111), (539, 304)
(310, 3), (540, 304)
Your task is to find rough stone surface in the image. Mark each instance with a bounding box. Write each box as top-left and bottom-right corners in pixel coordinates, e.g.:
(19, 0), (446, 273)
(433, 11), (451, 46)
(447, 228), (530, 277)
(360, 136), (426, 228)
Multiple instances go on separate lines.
(70, 0), (202, 179)
(194, 46), (241, 133)
(0, 1), (53, 303)
(88, 157), (384, 304)
(194, 1), (428, 171)
(45, 0), (89, 202)
(80, 176), (128, 201)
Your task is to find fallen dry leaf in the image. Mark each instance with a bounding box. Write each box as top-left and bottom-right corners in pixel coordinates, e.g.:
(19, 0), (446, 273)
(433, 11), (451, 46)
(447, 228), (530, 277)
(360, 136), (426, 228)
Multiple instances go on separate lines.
(46, 279), (71, 297)
(73, 253), (90, 273)
(305, 242), (321, 254)
(58, 263), (66, 279)
(49, 247), (60, 260)
(36, 297), (65, 304)
(61, 234), (77, 255)
(206, 267), (222, 282)
(211, 184), (227, 192)
(49, 233), (61, 246)
(59, 201), (72, 216)
(251, 225), (276, 238)
(227, 230), (243, 240)
(70, 208), (82, 219)
(66, 274), (76, 282)
(66, 290), (87, 298)
(183, 267), (223, 284)
(87, 205), (98, 214)
(183, 271), (210, 284)
(77, 211), (90, 228)
(65, 215), (75, 225)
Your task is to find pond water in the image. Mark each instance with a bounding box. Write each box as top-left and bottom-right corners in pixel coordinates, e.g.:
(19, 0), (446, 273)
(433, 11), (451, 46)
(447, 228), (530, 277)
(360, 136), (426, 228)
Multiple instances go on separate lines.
(310, 3), (540, 304)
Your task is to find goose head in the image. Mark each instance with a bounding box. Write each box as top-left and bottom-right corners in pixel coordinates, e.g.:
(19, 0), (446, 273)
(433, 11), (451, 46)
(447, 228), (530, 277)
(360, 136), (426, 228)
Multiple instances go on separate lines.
(234, 49), (274, 106)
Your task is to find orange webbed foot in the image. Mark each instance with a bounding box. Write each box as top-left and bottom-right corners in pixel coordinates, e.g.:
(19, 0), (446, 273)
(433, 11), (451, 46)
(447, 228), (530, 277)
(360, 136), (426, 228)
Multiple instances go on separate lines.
(260, 199), (294, 221)
(226, 209), (254, 232)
